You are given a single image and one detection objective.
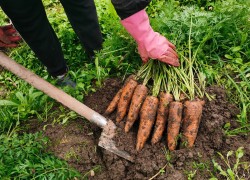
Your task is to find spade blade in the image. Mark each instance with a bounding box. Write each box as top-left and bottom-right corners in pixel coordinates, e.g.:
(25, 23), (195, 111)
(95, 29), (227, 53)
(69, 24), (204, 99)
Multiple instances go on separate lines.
(98, 120), (134, 162)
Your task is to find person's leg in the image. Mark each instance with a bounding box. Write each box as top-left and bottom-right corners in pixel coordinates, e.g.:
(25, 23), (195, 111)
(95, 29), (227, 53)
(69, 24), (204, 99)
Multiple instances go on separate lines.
(59, 0), (103, 57)
(0, 0), (67, 76)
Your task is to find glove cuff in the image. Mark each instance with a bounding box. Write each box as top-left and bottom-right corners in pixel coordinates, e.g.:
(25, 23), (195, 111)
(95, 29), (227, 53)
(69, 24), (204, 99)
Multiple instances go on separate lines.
(121, 10), (154, 42)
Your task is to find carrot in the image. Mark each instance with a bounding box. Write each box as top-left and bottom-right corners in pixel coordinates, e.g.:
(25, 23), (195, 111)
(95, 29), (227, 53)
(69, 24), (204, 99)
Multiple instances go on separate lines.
(104, 88), (123, 115)
(167, 101), (183, 151)
(124, 74), (136, 84)
(125, 84), (148, 133)
(151, 92), (173, 144)
(136, 96), (159, 151)
(181, 99), (205, 148)
(104, 75), (136, 115)
(116, 78), (138, 122)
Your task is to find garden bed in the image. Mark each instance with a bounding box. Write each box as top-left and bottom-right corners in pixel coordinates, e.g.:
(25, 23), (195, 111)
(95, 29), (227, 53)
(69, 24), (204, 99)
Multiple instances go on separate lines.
(27, 78), (250, 179)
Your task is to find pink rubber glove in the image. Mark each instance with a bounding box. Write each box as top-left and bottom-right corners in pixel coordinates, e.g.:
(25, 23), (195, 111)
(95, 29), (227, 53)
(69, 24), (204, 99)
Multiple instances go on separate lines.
(121, 10), (179, 67)
(0, 24), (21, 48)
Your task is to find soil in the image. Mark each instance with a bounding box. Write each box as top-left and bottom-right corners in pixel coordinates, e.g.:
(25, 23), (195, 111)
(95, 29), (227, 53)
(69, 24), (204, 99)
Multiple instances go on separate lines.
(27, 78), (250, 180)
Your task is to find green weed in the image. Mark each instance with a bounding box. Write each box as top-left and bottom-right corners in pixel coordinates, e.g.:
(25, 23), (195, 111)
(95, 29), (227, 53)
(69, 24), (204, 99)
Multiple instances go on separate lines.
(52, 105), (78, 125)
(0, 88), (48, 119)
(0, 132), (81, 179)
(0, 0), (249, 178)
(193, 161), (209, 171)
(185, 170), (197, 180)
(210, 147), (250, 180)
(163, 146), (172, 164)
(64, 147), (79, 161)
(152, 0), (250, 134)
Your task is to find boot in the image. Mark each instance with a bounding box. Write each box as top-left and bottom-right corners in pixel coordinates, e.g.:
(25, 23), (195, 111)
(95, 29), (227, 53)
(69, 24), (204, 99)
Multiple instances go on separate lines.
(55, 67), (76, 88)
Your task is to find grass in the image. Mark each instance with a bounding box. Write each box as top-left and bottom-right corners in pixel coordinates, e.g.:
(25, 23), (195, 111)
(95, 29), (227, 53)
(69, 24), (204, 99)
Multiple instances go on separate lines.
(210, 147), (250, 180)
(0, 0), (249, 179)
(153, 0), (250, 133)
(0, 132), (81, 179)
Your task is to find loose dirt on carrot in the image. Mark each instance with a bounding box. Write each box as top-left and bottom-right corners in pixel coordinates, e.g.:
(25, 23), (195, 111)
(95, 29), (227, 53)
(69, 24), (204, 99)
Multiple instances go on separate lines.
(27, 78), (250, 179)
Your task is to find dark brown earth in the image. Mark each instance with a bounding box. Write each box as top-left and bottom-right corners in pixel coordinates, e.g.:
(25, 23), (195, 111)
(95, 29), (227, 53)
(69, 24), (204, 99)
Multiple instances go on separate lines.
(27, 78), (250, 180)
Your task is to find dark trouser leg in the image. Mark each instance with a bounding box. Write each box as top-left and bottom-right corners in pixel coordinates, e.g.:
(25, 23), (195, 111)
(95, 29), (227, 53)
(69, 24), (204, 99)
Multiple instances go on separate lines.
(0, 0), (67, 76)
(111, 0), (152, 19)
(59, 0), (103, 56)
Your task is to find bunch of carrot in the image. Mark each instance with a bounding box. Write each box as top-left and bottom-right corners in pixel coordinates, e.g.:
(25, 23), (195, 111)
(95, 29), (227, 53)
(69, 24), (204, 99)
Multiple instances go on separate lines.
(104, 58), (207, 151)
(105, 19), (211, 151)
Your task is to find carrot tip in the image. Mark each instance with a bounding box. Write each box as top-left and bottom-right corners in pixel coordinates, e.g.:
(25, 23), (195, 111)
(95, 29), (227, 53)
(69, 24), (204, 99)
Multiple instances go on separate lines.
(136, 144), (143, 151)
(104, 111), (109, 116)
(124, 122), (133, 133)
(116, 115), (124, 122)
(116, 118), (122, 122)
(151, 141), (156, 145)
(151, 138), (158, 145)
(124, 128), (129, 133)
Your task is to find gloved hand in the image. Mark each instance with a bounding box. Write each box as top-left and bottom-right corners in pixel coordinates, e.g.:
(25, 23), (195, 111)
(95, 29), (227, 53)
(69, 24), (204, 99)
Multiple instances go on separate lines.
(121, 10), (179, 67)
(0, 24), (21, 48)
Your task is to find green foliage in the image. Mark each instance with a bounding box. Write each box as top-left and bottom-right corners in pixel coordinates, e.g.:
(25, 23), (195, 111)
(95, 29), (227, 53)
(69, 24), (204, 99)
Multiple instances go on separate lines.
(0, 107), (16, 133)
(0, 10), (8, 25)
(185, 170), (197, 180)
(94, 0), (142, 76)
(0, 88), (48, 119)
(50, 105), (78, 125)
(0, 132), (81, 179)
(210, 147), (250, 180)
(193, 161), (209, 170)
(0, 88), (49, 132)
(0, 0), (249, 178)
(163, 146), (172, 164)
(150, 0), (250, 129)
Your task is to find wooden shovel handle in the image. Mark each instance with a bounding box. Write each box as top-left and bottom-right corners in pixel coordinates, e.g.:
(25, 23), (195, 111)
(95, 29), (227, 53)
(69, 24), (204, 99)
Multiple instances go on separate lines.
(0, 52), (107, 128)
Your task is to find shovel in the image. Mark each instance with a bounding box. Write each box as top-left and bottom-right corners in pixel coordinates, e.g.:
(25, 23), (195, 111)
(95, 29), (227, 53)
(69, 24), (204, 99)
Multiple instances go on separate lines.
(0, 52), (134, 162)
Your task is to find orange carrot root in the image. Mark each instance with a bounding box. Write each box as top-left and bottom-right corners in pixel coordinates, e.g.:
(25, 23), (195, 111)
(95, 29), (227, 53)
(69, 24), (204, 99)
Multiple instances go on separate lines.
(181, 99), (205, 148)
(151, 92), (173, 144)
(116, 78), (138, 122)
(105, 75), (136, 116)
(136, 96), (159, 151)
(125, 84), (148, 133)
(167, 101), (183, 151)
(124, 75), (136, 84)
(104, 88), (123, 115)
